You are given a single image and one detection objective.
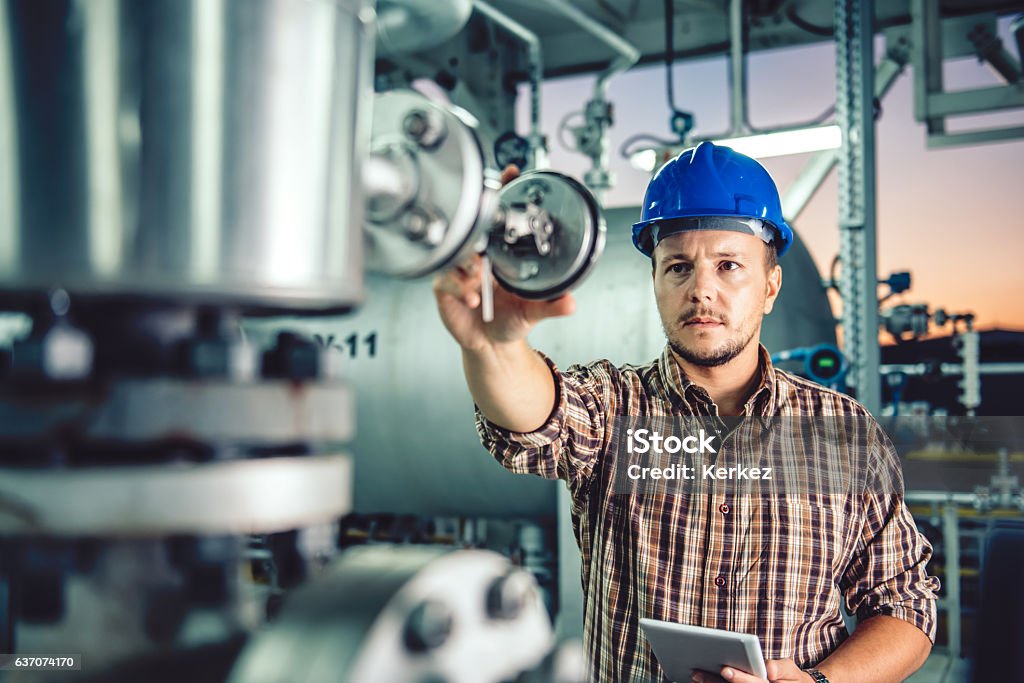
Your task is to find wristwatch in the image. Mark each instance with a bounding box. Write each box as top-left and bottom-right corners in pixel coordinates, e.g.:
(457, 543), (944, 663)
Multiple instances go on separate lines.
(804, 669), (830, 683)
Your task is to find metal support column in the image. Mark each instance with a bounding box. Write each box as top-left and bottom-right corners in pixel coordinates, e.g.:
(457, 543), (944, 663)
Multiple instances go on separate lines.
(835, 0), (881, 414)
(943, 503), (962, 660)
(555, 486), (585, 639)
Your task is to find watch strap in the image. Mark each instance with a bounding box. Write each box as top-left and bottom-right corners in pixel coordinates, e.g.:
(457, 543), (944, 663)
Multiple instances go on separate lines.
(805, 669), (830, 683)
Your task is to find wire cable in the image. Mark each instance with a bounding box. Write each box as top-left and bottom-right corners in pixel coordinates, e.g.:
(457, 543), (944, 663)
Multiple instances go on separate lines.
(595, 0), (625, 24)
(618, 132), (683, 160)
(557, 109), (585, 151)
(786, 6), (833, 37)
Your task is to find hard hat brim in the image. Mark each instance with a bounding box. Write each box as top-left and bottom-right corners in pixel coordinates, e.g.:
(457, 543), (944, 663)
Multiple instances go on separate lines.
(632, 215), (792, 258)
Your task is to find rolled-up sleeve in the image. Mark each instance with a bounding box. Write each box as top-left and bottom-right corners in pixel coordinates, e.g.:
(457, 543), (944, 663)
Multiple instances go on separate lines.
(475, 352), (614, 488)
(841, 428), (941, 641)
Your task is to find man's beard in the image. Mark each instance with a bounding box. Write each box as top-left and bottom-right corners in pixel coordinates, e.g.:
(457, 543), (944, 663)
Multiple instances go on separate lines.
(665, 324), (757, 368)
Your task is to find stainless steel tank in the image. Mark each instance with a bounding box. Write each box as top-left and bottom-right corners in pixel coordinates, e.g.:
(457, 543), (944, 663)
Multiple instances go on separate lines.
(0, 0), (373, 313)
(246, 207), (837, 518)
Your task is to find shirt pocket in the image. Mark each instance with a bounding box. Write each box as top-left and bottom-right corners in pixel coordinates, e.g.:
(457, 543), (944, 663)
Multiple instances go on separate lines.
(766, 499), (845, 616)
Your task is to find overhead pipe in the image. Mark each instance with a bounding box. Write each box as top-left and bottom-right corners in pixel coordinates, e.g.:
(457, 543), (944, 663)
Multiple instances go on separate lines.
(880, 362), (1024, 376)
(728, 0), (748, 136)
(543, 0), (640, 199)
(1013, 14), (1024, 69)
(376, 0), (473, 57)
(727, 0), (817, 137)
(677, 0), (814, 146)
(473, 1), (547, 168)
(542, 0), (639, 99)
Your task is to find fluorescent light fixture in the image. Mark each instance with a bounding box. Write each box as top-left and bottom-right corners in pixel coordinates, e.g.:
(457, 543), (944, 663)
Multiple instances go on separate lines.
(712, 125), (842, 159)
(629, 124), (842, 174)
(629, 148), (658, 173)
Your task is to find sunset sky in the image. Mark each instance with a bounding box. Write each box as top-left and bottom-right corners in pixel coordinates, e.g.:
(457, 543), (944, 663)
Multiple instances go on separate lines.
(522, 17), (1024, 332)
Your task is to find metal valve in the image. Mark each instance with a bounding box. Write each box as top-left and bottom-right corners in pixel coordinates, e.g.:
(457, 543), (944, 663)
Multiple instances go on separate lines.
(488, 171), (605, 300)
(363, 91), (605, 304)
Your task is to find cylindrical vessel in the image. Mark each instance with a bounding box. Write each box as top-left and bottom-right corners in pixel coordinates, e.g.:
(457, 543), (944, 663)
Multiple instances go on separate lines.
(0, 0), (373, 313)
(247, 208), (838, 518)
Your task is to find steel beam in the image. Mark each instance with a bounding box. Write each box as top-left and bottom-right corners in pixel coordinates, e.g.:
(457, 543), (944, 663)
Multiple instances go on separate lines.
(911, 0), (945, 134)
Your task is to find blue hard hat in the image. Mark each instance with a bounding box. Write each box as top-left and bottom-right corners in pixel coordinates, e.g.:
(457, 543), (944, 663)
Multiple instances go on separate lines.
(631, 141), (793, 257)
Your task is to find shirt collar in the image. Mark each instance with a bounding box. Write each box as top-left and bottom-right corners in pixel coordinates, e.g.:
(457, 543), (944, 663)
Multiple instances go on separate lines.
(659, 343), (778, 417)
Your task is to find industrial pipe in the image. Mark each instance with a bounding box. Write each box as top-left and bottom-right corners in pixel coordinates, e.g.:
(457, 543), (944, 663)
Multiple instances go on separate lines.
(542, 0), (639, 199)
(1013, 14), (1024, 69)
(473, 1), (546, 168)
(542, 0), (639, 98)
(880, 362), (1024, 376)
(376, 0), (473, 57)
(729, 0), (748, 136)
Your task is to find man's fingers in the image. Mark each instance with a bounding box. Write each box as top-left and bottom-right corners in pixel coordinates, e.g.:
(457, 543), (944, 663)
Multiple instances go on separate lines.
(454, 253), (483, 277)
(764, 658), (805, 681)
(437, 260), (579, 321)
(500, 164), (520, 185)
(433, 272), (481, 308)
(523, 294), (576, 323)
(691, 670), (726, 683)
(718, 666), (766, 683)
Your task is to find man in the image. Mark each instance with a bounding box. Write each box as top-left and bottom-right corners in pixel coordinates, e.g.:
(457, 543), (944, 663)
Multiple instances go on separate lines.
(434, 142), (938, 683)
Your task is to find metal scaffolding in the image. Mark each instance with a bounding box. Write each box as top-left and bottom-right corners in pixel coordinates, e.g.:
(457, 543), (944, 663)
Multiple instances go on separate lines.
(835, 0), (881, 414)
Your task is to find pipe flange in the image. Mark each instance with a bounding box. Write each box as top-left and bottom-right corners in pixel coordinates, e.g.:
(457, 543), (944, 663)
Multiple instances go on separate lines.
(365, 90), (500, 279)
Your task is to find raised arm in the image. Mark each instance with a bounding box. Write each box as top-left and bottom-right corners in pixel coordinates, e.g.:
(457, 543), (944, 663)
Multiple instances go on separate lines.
(433, 252), (574, 432)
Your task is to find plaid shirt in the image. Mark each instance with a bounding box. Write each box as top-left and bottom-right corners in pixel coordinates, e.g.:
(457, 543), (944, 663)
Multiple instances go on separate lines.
(476, 345), (939, 683)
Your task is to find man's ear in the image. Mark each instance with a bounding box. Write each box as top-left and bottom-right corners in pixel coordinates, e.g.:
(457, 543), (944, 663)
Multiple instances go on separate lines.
(763, 264), (782, 314)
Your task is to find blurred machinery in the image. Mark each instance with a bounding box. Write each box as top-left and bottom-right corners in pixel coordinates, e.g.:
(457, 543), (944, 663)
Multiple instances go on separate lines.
(878, 299), (1024, 676)
(771, 344), (849, 389)
(0, 0), (601, 681)
(1, 2), (371, 678)
(1, 0), (1023, 682)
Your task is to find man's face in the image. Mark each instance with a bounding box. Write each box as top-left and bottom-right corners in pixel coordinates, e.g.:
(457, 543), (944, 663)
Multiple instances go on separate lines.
(652, 230), (782, 368)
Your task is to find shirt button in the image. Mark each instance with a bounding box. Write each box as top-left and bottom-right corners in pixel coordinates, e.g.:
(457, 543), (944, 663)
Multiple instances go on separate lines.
(714, 576), (726, 588)
(719, 503), (730, 515)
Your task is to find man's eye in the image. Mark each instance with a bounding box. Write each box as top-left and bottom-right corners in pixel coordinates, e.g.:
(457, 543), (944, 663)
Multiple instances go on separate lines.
(721, 261), (741, 271)
(667, 263), (690, 275)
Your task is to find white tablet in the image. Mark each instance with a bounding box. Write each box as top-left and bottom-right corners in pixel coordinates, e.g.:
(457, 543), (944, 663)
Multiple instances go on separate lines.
(639, 618), (769, 681)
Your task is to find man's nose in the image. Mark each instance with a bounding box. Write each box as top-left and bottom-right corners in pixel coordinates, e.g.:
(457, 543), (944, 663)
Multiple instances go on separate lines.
(687, 264), (717, 303)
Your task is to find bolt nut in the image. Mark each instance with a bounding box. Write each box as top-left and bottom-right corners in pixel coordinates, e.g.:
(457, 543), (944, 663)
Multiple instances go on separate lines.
(518, 261), (540, 280)
(403, 209), (430, 239)
(12, 324), (94, 381)
(176, 338), (231, 378)
(486, 570), (535, 621)
(403, 600), (453, 653)
(403, 108), (447, 149)
(49, 288), (71, 317)
(261, 332), (320, 380)
(526, 185), (544, 205)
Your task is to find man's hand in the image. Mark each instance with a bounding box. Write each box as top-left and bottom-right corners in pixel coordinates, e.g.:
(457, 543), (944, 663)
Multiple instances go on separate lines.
(691, 659), (813, 683)
(432, 165), (575, 353)
(432, 253), (575, 351)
